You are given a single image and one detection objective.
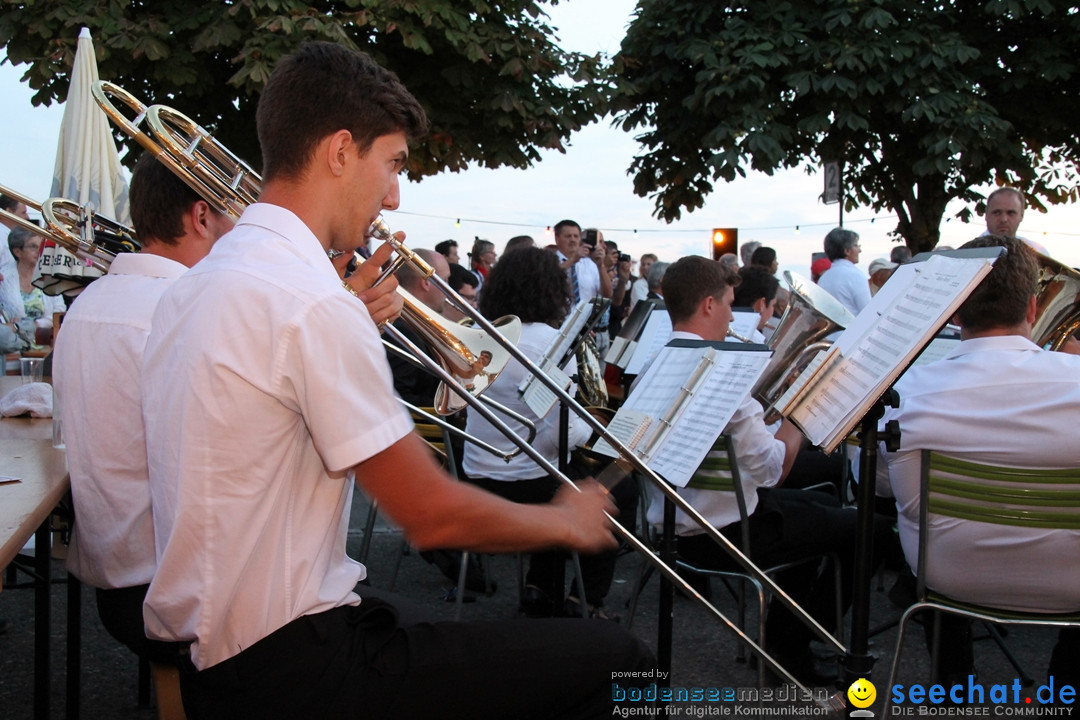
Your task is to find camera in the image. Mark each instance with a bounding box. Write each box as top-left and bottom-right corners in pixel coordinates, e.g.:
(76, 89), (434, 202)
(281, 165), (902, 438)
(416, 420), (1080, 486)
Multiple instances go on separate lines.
(582, 229), (598, 248)
(619, 252), (631, 263)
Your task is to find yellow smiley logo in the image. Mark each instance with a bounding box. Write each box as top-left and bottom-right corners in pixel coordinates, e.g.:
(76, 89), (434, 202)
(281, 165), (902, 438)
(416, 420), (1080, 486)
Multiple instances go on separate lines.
(848, 678), (876, 709)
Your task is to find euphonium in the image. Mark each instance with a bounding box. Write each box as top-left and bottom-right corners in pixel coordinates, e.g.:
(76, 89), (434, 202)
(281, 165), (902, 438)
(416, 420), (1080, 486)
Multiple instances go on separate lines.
(1031, 250), (1080, 351)
(750, 271), (854, 423)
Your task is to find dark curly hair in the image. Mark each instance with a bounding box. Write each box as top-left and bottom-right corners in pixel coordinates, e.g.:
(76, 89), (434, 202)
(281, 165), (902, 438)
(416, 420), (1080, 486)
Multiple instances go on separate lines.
(479, 247), (569, 327)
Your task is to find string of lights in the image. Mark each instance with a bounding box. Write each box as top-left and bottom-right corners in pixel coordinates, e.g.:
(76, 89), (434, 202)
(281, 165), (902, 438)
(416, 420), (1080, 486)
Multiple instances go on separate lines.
(390, 209), (1080, 237)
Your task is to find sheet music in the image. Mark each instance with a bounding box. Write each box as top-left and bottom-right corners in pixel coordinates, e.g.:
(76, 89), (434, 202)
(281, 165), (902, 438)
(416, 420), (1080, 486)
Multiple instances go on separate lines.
(624, 310), (673, 375)
(788, 254), (995, 451)
(649, 350), (771, 486)
(520, 359), (573, 418)
(594, 341), (772, 487)
(608, 299), (658, 367)
(605, 336), (629, 364)
(519, 300), (593, 395)
(908, 336), (962, 368)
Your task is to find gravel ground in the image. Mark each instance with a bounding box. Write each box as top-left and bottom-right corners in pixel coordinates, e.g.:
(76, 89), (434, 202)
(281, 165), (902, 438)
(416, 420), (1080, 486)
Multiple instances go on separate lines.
(0, 491), (1062, 719)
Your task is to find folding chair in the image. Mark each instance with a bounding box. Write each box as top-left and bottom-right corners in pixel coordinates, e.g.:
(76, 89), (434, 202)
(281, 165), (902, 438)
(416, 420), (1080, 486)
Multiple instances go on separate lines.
(625, 435), (843, 686)
(883, 451), (1080, 716)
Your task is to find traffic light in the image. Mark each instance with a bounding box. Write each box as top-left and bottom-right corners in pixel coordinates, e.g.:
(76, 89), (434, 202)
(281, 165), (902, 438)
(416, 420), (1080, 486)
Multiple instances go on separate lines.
(711, 228), (738, 261)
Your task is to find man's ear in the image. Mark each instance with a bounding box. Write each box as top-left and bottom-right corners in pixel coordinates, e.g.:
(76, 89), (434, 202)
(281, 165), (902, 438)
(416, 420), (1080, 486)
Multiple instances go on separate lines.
(188, 200), (214, 238)
(1026, 294), (1037, 325)
(752, 297), (766, 314)
(323, 129), (354, 177)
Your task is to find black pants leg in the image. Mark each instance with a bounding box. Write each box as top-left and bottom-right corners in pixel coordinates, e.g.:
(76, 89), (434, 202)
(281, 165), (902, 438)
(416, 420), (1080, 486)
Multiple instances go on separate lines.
(178, 601), (655, 720)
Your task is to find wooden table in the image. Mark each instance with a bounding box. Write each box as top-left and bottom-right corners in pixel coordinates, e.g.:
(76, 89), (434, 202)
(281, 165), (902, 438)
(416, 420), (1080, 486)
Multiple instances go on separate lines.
(0, 375), (73, 720)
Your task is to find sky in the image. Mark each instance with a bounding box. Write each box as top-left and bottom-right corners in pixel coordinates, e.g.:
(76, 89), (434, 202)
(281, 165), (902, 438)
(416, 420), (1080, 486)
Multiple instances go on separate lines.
(3, 0), (1080, 280)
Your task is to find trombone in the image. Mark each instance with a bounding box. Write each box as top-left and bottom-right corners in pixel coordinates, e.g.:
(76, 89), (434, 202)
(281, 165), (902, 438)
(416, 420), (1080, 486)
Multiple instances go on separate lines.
(0, 182), (139, 274)
(92, 79), (846, 699)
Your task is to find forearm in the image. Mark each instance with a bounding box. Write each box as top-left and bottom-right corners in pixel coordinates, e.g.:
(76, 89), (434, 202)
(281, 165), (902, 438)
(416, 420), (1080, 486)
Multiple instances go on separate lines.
(354, 433), (585, 553)
(775, 420), (807, 481)
(597, 261), (613, 298)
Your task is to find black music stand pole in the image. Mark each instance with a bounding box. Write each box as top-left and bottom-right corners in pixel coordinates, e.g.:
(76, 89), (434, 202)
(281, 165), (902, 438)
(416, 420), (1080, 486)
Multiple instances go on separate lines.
(659, 497), (676, 685)
(840, 389), (900, 702)
(552, 401), (570, 614)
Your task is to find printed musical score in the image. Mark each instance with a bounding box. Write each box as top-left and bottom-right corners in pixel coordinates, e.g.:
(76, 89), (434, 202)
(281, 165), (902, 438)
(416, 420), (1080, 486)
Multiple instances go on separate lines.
(783, 253), (998, 451)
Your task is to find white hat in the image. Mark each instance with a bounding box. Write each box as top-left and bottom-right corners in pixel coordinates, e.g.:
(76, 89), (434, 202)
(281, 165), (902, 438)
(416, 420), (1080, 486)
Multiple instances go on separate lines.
(868, 258), (898, 275)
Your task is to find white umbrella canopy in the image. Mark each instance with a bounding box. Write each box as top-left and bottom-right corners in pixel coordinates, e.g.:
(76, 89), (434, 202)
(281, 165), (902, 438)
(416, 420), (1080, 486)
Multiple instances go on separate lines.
(39, 26), (131, 295)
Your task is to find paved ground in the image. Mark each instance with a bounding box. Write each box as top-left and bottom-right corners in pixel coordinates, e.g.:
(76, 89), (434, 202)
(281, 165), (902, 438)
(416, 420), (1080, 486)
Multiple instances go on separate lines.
(0, 491), (1062, 719)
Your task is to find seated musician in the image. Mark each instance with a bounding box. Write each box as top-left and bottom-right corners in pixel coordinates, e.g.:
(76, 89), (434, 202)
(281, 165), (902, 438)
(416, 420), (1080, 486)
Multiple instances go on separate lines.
(643, 255), (888, 685)
(140, 42), (652, 719)
(383, 247), (449, 408)
(877, 235), (1080, 687)
(732, 264), (779, 343)
(53, 152), (234, 663)
(462, 246), (637, 620)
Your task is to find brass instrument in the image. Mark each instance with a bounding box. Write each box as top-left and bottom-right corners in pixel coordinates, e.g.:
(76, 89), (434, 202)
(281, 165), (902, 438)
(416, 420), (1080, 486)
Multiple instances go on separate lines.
(725, 328), (754, 343)
(575, 332), (608, 407)
(0, 183), (140, 295)
(93, 79), (845, 698)
(94, 81), (521, 416)
(1031, 250), (1080, 351)
(751, 272), (854, 423)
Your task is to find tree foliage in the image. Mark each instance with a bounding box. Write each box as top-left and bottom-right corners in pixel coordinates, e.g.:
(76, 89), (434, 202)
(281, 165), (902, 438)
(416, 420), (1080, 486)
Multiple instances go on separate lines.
(611, 0), (1080, 252)
(0, 0), (608, 180)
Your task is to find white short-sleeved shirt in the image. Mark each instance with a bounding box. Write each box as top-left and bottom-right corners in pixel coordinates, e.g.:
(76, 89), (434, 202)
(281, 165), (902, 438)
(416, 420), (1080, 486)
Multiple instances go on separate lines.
(462, 322), (590, 481)
(816, 258), (871, 317)
(880, 335), (1080, 612)
(645, 331), (785, 534)
(142, 204), (413, 670)
(55, 253), (188, 589)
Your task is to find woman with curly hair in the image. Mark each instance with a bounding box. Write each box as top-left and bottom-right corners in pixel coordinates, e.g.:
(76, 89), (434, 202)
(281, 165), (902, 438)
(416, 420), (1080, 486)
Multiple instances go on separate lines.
(463, 247), (629, 621)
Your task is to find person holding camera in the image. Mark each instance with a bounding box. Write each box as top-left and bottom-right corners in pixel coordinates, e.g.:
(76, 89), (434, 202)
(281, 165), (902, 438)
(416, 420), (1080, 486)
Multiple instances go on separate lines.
(553, 220), (611, 306)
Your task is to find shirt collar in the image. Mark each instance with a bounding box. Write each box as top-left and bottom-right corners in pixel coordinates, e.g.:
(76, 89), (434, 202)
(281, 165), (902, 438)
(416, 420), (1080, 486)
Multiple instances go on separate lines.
(945, 334), (1042, 360)
(107, 252), (188, 279)
(234, 203), (341, 285)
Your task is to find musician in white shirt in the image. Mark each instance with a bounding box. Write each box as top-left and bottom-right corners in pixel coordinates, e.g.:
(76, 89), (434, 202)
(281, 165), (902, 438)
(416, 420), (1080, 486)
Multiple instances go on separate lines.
(878, 234), (1080, 687)
(643, 255), (881, 685)
(141, 42), (650, 719)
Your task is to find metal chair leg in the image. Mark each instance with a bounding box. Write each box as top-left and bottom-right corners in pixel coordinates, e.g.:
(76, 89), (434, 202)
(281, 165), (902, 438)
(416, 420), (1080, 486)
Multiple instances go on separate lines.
(984, 622), (1035, 686)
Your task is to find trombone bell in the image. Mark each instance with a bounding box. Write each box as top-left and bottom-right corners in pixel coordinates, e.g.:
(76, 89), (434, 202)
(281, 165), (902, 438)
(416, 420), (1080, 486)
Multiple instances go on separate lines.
(397, 288), (522, 415)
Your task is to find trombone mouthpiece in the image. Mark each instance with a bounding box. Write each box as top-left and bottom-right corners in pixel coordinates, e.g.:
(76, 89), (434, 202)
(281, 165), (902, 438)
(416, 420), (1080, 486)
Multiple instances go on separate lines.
(367, 217), (392, 242)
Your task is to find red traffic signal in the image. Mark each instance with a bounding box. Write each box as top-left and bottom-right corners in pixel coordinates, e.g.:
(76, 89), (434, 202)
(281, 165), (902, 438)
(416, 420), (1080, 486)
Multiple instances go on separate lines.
(711, 228), (738, 260)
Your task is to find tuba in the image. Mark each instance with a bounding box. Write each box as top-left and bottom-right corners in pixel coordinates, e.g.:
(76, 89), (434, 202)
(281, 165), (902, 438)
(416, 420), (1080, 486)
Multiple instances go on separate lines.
(1031, 251), (1080, 351)
(751, 271), (854, 423)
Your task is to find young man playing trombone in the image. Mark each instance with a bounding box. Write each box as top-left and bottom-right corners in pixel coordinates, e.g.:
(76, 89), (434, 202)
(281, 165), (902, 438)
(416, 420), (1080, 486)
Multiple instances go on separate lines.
(141, 42), (652, 719)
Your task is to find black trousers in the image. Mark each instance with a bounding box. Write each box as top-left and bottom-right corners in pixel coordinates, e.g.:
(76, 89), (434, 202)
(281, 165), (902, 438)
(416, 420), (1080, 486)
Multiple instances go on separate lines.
(177, 597), (655, 720)
(464, 473), (638, 607)
(927, 612), (1080, 688)
(676, 487), (890, 655)
(96, 584), (184, 666)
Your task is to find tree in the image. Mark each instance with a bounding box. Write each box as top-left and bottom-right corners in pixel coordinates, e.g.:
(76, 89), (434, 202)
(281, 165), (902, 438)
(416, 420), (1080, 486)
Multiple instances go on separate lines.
(0, 0), (608, 179)
(610, 0), (1080, 253)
